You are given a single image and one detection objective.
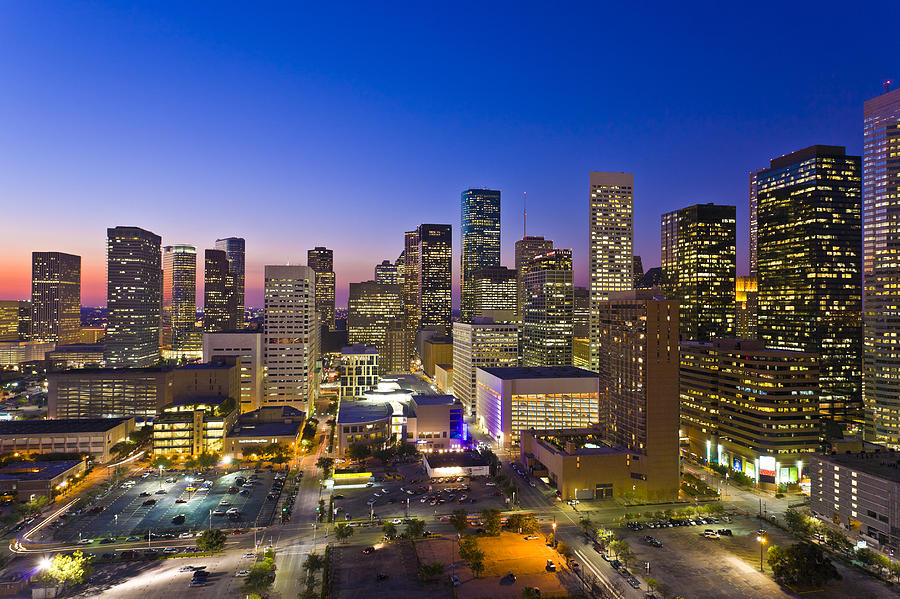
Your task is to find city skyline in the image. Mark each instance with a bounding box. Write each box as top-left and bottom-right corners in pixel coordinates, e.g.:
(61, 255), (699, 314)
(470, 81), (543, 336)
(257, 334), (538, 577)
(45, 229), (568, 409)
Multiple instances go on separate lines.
(2, 4), (896, 307)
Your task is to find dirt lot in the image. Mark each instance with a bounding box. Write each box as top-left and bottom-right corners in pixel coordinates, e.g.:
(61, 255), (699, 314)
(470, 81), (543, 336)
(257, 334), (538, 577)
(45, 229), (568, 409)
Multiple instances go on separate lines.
(416, 532), (576, 599)
(332, 540), (450, 599)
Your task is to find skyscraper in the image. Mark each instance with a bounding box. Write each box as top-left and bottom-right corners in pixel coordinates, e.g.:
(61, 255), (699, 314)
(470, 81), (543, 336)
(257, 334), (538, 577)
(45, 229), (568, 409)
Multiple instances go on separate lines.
(0, 301), (17, 342)
(863, 88), (900, 446)
(163, 245), (198, 354)
(573, 286), (590, 338)
(347, 281), (403, 372)
(375, 259), (399, 285)
(515, 235), (553, 320)
(749, 169), (762, 277)
(106, 227), (162, 367)
(660, 203), (736, 342)
(471, 266), (518, 322)
(589, 172), (634, 372)
(308, 247), (336, 330)
(30, 251), (81, 345)
(264, 265), (319, 411)
(632, 255), (644, 285)
(204, 249), (237, 332)
(214, 237), (245, 325)
(758, 145), (861, 424)
(402, 230), (420, 354)
(452, 320), (519, 417)
(417, 224), (452, 336)
(735, 276), (758, 339)
(522, 249), (574, 367)
(461, 188), (501, 322)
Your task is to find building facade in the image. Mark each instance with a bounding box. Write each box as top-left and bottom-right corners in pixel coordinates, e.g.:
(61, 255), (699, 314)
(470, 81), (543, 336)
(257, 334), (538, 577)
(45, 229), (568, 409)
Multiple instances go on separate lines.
(48, 367), (174, 420)
(105, 227), (162, 367)
(347, 281), (403, 372)
(417, 224), (452, 336)
(461, 188), (501, 323)
(340, 344), (379, 398)
(203, 330), (264, 413)
(308, 246), (336, 330)
(402, 230), (420, 354)
(452, 320), (520, 418)
(31, 252), (81, 345)
(735, 276), (758, 339)
(204, 249), (238, 332)
(757, 145), (862, 425)
(471, 266), (518, 322)
(522, 249), (574, 367)
(660, 204), (736, 342)
(163, 244), (199, 354)
(214, 237), (245, 326)
(0, 301), (19, 342)
(152, 397), (238, 456)
(375, 260), (399, 285)
(515, 236), (553, 320)
(589, 172), (634, 373)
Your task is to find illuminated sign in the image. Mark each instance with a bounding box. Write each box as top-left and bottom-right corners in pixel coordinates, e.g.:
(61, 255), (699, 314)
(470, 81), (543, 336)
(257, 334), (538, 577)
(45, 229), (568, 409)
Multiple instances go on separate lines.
(333, 472), (372, 480)
(759, 456), (776, 478)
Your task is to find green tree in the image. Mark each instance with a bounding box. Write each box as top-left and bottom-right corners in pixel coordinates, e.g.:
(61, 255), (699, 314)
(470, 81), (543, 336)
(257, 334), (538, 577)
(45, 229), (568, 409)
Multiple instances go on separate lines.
(347, 443), (371, 461)
(783, 507), (813, 538)
(405, 518), (426, 538)
(579, 516), (595, 537)
(469, 552), (485, 578)
(149, 455), (173, 470)
(449, 509), (468, 534)
(334, 522), (354, 543)
(196, 529), (227, 552)
(417, 561), (445, 582)
(506, 513), (539, 534)
(482, 509), (501, 536)
(616, 541), (636, 568)
(303, 552), (324, 580)
(824, 527), (853, 553)
(196, 452), (220, 469)
(459, 536), (480, 562)
(521, 587), (542, 599)
(557, 541), (572, 561)
(382, 522), (397, 539)
(243, 559), (275, 595)
(40, 550), (93, 585)
(317, 457), (334, 477)
(769, 542), (841, 587)
(647, 577), (660, 592)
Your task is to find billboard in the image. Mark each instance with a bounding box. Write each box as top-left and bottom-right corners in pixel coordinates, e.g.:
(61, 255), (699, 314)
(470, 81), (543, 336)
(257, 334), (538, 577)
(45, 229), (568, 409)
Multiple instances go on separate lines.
(759, 456), (776, 483)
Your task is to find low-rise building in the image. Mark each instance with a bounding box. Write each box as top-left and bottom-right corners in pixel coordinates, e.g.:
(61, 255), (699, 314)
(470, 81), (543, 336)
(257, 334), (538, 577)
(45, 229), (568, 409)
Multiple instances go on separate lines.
(423, 451), (490, 478)
(406, 395), (465, 452)
(0, 460), (87, 500)
(475, 366), (600, 448)
(224, 405), (305, 458)
(422, 336), (453, 379)
(203, 330), (264, 413)
(152, 396), (238, 456)
(811, 449), (900, 551)
(47, 343), (105, 370)
(0, 418), (134, 463)
(0, 341), (55, 365)
(340, 344), (379, 398)
(336, 402), (392, 454)
(434, 363), (452, 393)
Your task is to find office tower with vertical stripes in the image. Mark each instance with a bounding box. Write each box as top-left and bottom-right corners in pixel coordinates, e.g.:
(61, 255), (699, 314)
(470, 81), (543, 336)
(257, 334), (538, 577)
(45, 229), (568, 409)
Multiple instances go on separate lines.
(31, 252), (81, 345)
(417, 224), (452, 336)
(522, 249), (574, 367)
(308, 246), (336, 330)
(163, 244), (198, 354)
(215, 237), (245, 326)
(461, 188), (501, 323)
(205, 249), (237, 332)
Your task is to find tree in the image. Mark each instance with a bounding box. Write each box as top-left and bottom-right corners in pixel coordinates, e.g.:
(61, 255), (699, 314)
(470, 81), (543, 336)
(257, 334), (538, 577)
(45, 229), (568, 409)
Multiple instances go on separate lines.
(768, 542), (841, 588)
(417, 561), (445, 582)
(303, 552), (324, 580)
(347, 443), (371, 462)
(459, 536), (480, 562)
(824, 527), (853, 553)
(196, 529), (226, 552)
(196, 452), (220, 469)
(482, 509), (501, 536)
(334, 522), (354, 543)
(149, 455), (173, 470)
(243, 560), (275, 595)
(405, 518), (426, 538)
(470, 553), (485, 578)
(317, 457), (334, 477)
(617, 542), (636, 568)
(40, 550), (93, 585)
(449, 509), (468, 534)
(382, 522), (397, 539)
(557, 541), (572, 561)
(647, 577), (660, 592)
(784, 507), (813, 538)
(579, 516), (595, 538)
(507, 513), (539, 534)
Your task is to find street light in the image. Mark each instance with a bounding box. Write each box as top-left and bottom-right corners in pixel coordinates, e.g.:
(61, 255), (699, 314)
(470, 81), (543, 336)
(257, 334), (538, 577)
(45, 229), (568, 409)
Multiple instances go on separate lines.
(39, 557), (51, 570)
(756, 534), (767, 572)
(551, 521), (557, 548)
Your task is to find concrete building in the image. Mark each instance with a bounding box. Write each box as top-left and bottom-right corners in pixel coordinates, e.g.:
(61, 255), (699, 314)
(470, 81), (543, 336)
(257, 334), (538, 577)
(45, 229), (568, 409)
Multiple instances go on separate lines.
(152, 396), (238, 456)
(340, 344), (379, 398)
(461, 189), (501, 323)
(383, 320), (411, 374)
(405, 394), (465, 452)
(336, 402), (392, 454)
(203, 330), (264, 413)
(422, 336), (452, 379)
(453, 320), (519, 418)
(515, 236), (553, 321)
(811, 449), (900, 550)
(47, 343), (105, 370)
(589, 172), (634, 373)
(596, 290), (680, 501)
(680, 339), (819, 486)
(0, 418), (134, 462)
(162, 244), (199, 356)
(0, 460), (87, 500)
(434, 363), (452, 393)
(105, 227), (162, 367)
(79, 327), (105, 344)
(171, 359), (240, 404)
(263, 265), (320, 411)
(424, 452), (490, 478)
(31, 252), (81, 346)
(214, 237), (245, 327)
(476, 366), (599, 448)
(417, 224), (453, 336)
(471, 266), (518, 323)
(521, 249), (574, 367)
(374, 260), (399, 285)
(0, 341), (55, 365)
(520, 428), (637, 500)
(224, 405), (305, 457)
(308, 247), (336, 330)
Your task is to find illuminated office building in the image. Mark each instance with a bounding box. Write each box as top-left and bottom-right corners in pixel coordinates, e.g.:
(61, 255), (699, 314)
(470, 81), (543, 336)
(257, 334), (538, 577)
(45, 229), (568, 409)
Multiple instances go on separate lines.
(375, 260), (399, 285)
(632, 256), (644, 285)
(204, 249), (238, 332)
(461, 188), (501, 322)
(17, 301), (31, 341)
(597, 290), (680, 500)
(215, 237), (245, 325)
(864, 88), (900, 446)
(348, 281), (403, 373)
(515, 235), (553, 320)
(735, 276), (758, 339)
(163, 244), (198, 354)
(471, 266), (518, 322)
(417, 224), (452, 336)
(402, 230), (420, 350)
(589, 172), (634, 372)
(31, 252), (81, 345)
(203, 330), (264, 413)
(339, 344), (379, 398)
(522, 249), (574, 367)
(453, 320), (519, 417)
(757, 145), (861, 424)
(660, 203), (736, 342)
(680, 339), (819, 486)
(105, 227), (162, 367)
(263, 265), (320, 412)
(573, 286), (590, 338)
(308, 246), (336, 331)
(0, 301), (21, 342)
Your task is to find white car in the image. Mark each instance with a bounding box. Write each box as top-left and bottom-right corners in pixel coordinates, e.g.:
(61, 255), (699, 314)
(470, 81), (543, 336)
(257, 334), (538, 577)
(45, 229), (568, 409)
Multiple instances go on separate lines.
(485, 482), (496, 486)
(242, 552), (256, 558)
(391, 518), (402, 525)
(235, 570), (250, 577)
(179, 532), (194, 539)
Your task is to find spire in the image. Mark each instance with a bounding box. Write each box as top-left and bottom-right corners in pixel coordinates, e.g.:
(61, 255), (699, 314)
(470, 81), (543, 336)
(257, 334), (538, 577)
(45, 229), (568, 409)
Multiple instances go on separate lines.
(523, 191), (527, 238)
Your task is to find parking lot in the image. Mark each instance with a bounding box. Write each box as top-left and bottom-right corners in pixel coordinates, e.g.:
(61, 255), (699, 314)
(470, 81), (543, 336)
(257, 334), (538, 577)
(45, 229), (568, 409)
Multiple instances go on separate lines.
(55, 468), (286, 541)
(332, 462), (508, 524)
(332, 540), (442, 599)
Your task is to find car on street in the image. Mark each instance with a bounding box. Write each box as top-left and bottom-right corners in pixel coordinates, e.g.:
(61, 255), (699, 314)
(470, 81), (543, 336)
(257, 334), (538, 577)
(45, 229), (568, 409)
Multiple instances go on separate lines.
(164, 547), (179, 553)
(235, 570), (250, 577)
(175, 498), (188, 503)
(179, 532), (194, 539)
(524, 535), (539, 540)
(243, 552), (256, 558)
(142, 499), (156, 506)
(139, 491), (151, 497)
(172, 514), (186, 525)
(546, 559), (556, 572)
(362, 546), (375, 554)
(126, 536), (141, 542)
(188, 580), (207, 587)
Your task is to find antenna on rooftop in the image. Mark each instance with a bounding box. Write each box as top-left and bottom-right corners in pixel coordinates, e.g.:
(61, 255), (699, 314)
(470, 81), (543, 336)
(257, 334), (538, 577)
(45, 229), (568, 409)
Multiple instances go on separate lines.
(886, 80), (893, 93)
(523, 191), (527, 238)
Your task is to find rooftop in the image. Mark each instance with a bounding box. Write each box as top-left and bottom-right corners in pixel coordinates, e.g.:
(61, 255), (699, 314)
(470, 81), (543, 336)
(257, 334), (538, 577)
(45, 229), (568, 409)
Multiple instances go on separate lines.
(337, 402), (392, 424)
(0, 418), (131, 435)
(412, 394), (459, 406)
(176, 361), (235, 370)
(477, 366), (599, 380)
(0, 460), (84, 482)
(49, 343), (105, 353)
(819, 449), (900, 482)
(341, 344), (377, 355)
(229, 421), (303, 438)
(167, 395), (230, 409)
(424, 451), (489, 469)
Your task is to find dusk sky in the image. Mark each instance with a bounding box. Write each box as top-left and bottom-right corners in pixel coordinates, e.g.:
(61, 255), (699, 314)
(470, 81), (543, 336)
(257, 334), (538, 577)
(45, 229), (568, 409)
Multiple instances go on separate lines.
(1, 2), (897, 308)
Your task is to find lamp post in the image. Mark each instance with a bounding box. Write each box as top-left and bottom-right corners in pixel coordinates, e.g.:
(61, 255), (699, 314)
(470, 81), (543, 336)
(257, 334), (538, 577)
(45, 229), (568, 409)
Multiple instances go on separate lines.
(552, 521), (557, 548)
(208, 509), (212, 531)
(756, 534), (767, 572)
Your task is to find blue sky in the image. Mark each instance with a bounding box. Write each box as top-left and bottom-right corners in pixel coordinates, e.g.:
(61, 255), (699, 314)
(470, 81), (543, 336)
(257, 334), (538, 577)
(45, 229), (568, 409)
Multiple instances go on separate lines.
(1, 2), (896, 306)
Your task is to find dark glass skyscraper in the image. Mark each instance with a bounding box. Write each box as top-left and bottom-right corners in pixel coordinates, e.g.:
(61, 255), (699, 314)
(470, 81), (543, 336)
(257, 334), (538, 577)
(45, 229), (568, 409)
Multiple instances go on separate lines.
(106, 226), (162, 367)
(757, 145), (861, 424)
(417, 224), (452, 335)
(204, 249), (237, 332)
(522, 248), (574, 367)
(660, 203), (736, 342)
(514, 235), (553, 319)
(31, 251), (81, 345)
(215, 237), (245, 325)
(461, 188), (501, 322)
(308, 246), (336, 330)
(163, 244), (197, 353)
